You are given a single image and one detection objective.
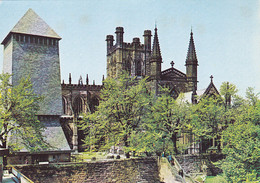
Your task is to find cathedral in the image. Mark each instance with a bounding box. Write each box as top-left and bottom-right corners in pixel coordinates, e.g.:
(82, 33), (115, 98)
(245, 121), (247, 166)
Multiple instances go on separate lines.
(106, 26), (198, 99)
(1, 9), (219, 163)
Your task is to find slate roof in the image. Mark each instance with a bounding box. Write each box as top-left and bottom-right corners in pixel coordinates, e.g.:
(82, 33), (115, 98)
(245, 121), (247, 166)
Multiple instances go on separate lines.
(9, 117), (71, 153)
(3, 9), (61, 43)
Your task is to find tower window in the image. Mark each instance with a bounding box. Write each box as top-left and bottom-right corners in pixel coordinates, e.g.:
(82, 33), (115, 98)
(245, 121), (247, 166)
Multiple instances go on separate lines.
(25, 35), (28, 43)
(44, 38), (47, 45)
(30, 37), (34, 44)
(39, 38), (43, 44)
(15, 34), (19, 41)
(20, 35), (24, 42)
(136, 60), (141, 76)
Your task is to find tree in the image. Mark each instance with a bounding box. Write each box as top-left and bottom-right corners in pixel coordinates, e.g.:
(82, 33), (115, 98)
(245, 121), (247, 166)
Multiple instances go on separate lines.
(81, 73), (151, 155)
(190, 94), (225, 152)
(0, 73), (47, 152)
(219, 87), (260, 182)
(147, 87), (190, 154)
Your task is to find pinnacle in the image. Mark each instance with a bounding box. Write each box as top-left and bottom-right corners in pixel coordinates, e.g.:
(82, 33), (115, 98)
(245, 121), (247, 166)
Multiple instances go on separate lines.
(186, 31), (197, 63)
(151, 27), (162, 60)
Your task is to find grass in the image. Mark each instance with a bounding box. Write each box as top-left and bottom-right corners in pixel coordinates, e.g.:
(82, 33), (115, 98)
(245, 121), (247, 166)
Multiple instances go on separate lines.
(71, 152), (108, 162)
(205, 175), (227, 183)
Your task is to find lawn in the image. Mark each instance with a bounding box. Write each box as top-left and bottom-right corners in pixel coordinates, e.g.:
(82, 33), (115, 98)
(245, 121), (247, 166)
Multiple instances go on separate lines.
(205, 175), (227, 183)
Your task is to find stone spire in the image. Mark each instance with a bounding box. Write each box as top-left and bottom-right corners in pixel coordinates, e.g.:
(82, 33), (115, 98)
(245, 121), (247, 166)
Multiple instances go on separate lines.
(186, 30), (198, 64)
(185, 29), (198, 92)
(149, 26), (162, 80)
(151, 27), (162, 60)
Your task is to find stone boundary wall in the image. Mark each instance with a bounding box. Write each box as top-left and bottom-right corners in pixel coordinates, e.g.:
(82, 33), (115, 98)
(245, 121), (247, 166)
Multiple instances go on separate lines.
(176, 154), (224, 176)
(14, 157), (161, 183)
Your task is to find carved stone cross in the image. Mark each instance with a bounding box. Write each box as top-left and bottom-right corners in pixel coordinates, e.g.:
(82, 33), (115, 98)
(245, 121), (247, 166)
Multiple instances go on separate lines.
(170, 61), (174, 68)
(210, 75), (213, 82)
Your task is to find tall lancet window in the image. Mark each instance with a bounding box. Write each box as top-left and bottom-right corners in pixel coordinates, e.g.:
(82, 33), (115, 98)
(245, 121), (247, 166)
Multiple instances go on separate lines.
(73, 96), (83, 115)
(136, 60), (141, 76)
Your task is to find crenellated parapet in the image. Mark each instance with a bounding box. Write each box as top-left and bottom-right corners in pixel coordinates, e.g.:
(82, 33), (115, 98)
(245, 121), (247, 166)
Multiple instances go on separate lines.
(106, 27), (152, 78)
(61, 74), (103, 116)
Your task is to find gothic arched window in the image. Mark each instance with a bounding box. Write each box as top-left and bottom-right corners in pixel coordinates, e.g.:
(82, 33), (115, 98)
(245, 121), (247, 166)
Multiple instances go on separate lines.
(136, 60), (141, 76)
(126, 56), (131, 74)
(73, 96), (84, 115)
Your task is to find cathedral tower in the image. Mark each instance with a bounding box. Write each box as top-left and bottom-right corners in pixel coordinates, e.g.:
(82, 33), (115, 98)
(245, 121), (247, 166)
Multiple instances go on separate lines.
(106, 27), (151, 78)
(2, 9), (62, 115)
(185, 30), (198, 92)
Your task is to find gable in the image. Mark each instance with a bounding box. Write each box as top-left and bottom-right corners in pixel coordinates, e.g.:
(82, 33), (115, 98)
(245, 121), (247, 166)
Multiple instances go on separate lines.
(161, 68), (186, 80)
(203, 82), (220, 96)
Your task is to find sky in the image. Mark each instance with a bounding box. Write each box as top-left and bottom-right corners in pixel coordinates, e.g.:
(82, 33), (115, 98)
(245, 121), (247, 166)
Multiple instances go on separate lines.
(0, 0), (259, 97)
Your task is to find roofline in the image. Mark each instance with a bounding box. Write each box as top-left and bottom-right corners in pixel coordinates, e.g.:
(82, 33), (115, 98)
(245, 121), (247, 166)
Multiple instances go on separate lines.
(161, 67), (186, 77)
(203, 82), (220, 96)
(1, 31), (62, 45)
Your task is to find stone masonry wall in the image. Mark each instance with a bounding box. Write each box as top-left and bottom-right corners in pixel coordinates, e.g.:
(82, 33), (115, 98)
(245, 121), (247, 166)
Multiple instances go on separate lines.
(15, 157), (161, 183)
(176, 154), (224, 176)
(10, 36), (62, 115)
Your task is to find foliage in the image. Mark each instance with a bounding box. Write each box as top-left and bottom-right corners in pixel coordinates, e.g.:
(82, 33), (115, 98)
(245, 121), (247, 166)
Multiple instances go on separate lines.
(147, 87), (191, 154)
(0, 73), (47, 152)
(81, 73), (151, 153)
(205, 175), (227, 183)
(190, 95), (225, 142)
(219, 88), (260, 182)
(81, 76), (259, 181)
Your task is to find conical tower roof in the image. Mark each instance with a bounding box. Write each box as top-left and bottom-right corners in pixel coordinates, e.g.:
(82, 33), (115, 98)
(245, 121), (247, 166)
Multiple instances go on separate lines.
(186, 30), (198, 63)
(151, 27), (162, 60)
(8, 9), (60, 40)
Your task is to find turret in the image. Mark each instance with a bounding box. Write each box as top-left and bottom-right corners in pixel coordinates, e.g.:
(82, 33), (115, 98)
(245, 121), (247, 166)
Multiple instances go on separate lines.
(106, 35), (114, 54)
(115, 27), (124, 47)
(185, 30), (198, 91)
(133, 37), (140, 46)
(143, 30), (152, 51)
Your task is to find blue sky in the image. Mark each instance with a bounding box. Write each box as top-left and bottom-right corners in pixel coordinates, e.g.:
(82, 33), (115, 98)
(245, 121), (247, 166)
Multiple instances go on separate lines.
(0, 0), (259, 97)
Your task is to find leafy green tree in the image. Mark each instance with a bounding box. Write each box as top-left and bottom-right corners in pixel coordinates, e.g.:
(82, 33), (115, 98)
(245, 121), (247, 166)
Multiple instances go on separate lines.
(220, 121), (259, 182)
(146, 87), (190, 154)
(81, 73), (151, 155)
(220, 82), (238, 109)
(190, 94), (225, 152)
(219, 87), (260, 182)
(0, 73), (47, 152)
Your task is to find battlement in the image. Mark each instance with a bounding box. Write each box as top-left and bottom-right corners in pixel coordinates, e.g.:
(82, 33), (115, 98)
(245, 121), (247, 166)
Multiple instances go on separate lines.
(62, 73), (104, 91)
(106, 27), (151, 55)
(61, 83), (103, 91)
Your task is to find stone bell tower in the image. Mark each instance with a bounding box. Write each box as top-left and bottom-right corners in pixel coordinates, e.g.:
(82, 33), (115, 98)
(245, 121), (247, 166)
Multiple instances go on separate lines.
(1, 9), (71, 160)
(2, 8), (62, 115)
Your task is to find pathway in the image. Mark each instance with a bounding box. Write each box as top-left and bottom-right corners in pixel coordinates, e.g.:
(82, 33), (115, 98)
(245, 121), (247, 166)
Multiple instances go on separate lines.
(159, 158), (183, 183)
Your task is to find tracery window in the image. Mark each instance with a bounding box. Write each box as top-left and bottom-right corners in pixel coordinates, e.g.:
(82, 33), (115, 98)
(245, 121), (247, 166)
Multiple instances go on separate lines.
(73, 96), (83, 115)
